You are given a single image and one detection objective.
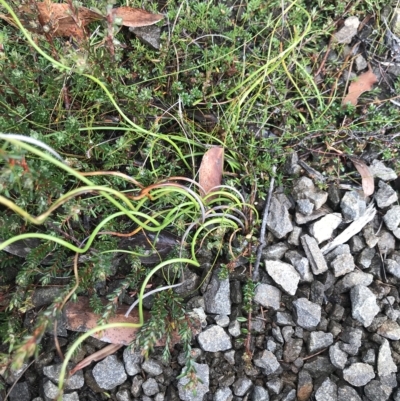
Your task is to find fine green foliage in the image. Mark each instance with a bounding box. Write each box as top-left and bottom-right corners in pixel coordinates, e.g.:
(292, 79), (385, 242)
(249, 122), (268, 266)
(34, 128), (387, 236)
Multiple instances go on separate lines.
(0, 0), (399, 395)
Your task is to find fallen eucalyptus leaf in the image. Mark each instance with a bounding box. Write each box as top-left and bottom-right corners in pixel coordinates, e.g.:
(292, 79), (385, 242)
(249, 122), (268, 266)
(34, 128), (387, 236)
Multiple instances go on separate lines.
(198, 147), (224, 199)
(342, 68), (378, 106)
(349, 156), (375, 197)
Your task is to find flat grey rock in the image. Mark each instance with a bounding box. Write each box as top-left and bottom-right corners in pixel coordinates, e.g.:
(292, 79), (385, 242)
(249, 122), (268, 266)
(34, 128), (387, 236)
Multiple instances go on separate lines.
(266, 197), (293, 238)
(142, 358), (163, 376)
(370, 160), (397, 181)
(228, 320), (241, 337)
(142, 377), (159, 396)
(263, 242), (289, 260)
(310, 213), (342, 243)
(233, 377), (253, 396)
(375, 180), (398, 208)
(385, 259), (400, 278)
(343, 362), (375, 386)
(254, 350), (281, 375)
(215, 314), (230, 327)
(43, 364), (84, 390)
(336, 271), (373, 293)
(265, 260), (300, 295)
(92, 355), (127, 390)
(378, 339), (397, 377)
(377, 230), (396, 254)
(377, 320), (400, 340)
(329, 342), (348, 369)
(253, 283), (281, 310)
(251, 385), (270, 401)
(315, 377), (337, 401)
(334, 16), (359, 43)
(214, 386), (233, 401)
(178, 362), (209, 401)
(357, 247), (376, 269)
(350, 285), (379, 327)
(383, 205), (400, 231)
(341, 190), (366, 221)
(293, 298), (321, 330)
(331, 253), (355, 277)
(308, 331), (333, 353)
(364, 380), (392, 401)
(204, 269), (231, 315)
(300, 235), (328, 275)
(338, 385), (362, 401)
(9, 382), (30, 401)
(197, 325), (232, 351)
(123, 348), (142, 376)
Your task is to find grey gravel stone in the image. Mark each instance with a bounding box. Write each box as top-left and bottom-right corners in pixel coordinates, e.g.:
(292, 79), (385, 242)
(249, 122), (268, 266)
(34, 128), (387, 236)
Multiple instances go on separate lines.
(336, 271), (373, 293)
(297, 199), (314, 215)
(363, 224), (380, 247)
(142, 359), (163, 376)
(377, 230), (396, 254)
(228, 319), (241, 337)
(362, 348), (376, 365)
(142, 377), (159, 396)
(43, 364), (84, 390)
(310, 213), (342, 243)
(251, 386), (269, 401)
(131, 375), (144, 398)
(265, 260), (300, 295)
(296, 206), (331, 225)
(9, 382), (30, 401)
(348, 235), (365, 253)
(383, 205), (400, 231)
(123, 348), (143, 376)
(315, 377), (337, 401)
(214, 386), (233, 401)
(62, 394), (79, 401)
(378, 339), (397, 377)
(341, 190), (366, 221)
(233, 377), (253, 396)
(43, 380), (62, 400)
(337, 385), (361, 401)
(263, 242), (289, 260)
(375, 180), (398, 208)
(267, 378), (282, 395)
(253, 284), (281, 310)
(254, 350), (281, 375)
(308, 331), (333, 353)
(329, 342), (348, 369)
(384, 259), (400, 278)
(334, 16), (359, 43)
(293, 298), (321, 330)
(92, 355), (127, 390)
(370, 160), (397, 181)
(357, 247), (376, 269)
(350, 285), (379, 327)
(343, 362), (375, 386)
(285, 250), (313, 283)
(116, 389), (131, 401)
(266, 197), (294, 238)
(300, 234), (328, 275)
(197, 325), (232, 351)
(215, 314), (230, 327)
(297, 369), (313, 401)
(204, 269), (231, 315)
(283, 338), (303, 362)
(331, 253), (355, 277)
(224, 350), (235, 365)
(178, 362), (209, 401)
(303, 356), (335, 379)
(377, 320), (400, 340)
(281, 389), (296, 401)
(364, 380), (392, 401)
(288, 226), (302, 246)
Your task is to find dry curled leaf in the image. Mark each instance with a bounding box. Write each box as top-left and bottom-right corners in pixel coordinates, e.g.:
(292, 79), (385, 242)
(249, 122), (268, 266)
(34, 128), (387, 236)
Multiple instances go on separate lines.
(64, 296), (201, 345)
(198, 147), (224, 199)
(112, 7), (163, 28)
(342, 68), (378, 106)
(349, 156), (375, 197)
(17, 3), (103, 38)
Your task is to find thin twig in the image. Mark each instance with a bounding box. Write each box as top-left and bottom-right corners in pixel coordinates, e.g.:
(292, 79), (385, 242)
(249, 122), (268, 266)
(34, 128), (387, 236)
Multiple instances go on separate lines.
(252, 166), (276, 281)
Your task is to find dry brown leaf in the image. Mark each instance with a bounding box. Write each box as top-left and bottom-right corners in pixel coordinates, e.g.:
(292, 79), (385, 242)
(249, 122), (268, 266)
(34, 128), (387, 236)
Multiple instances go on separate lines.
(349, 156), (375, 197)
(112, 7), (163, 28)
(198, 147), (224, 199)
(65, 296), (200, 346)
(342, 68), (378, 106)
(17, 3), (103, 38)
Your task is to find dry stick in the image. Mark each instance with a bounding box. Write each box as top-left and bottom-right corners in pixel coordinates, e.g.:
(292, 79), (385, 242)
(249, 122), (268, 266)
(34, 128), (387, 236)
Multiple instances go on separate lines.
(252, 166), (277, 281)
